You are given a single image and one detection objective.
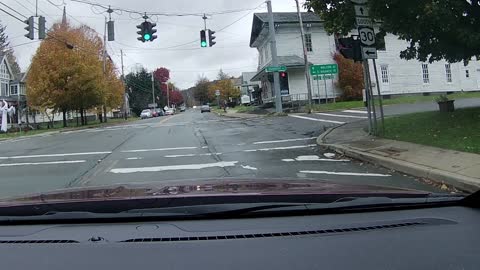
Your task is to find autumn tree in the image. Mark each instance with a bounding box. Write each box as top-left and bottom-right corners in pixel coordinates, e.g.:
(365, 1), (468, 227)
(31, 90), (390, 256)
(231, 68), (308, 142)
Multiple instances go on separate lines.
(153, 67), (170, 83)
(208, 79), (241, 103)
(333, 53), (364, 101)
(27, 21), (111, 127)
(305, 0), (480, 63)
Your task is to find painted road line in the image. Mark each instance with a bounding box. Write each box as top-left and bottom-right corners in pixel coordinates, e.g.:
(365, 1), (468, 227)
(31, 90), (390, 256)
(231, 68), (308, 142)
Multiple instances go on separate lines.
(253, 137), (317, 145)
(316, 113), (368, 119)
(164, 153), (222, 158)
(126, 157), (144, 160)
(282, 155), (350, 162)
(0, 151), (112, 160)
(121, 146), (197, 153)
(244, 144), (317, 152)
(241, 165), (258, 171)
(300, 170), (391, 177)
(289, 115), (346, 125)
(110, 161), (238, 174)
(343, 110), (368, 114)
(0, 160), (86, 167)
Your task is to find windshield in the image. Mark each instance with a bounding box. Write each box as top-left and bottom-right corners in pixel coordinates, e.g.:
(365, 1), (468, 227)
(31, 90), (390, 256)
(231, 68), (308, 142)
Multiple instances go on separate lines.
(0, 0), (477, 215)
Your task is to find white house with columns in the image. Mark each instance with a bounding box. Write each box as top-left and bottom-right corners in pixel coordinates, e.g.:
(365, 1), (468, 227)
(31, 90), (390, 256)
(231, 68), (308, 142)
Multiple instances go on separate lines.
(249, 12), (480, 103)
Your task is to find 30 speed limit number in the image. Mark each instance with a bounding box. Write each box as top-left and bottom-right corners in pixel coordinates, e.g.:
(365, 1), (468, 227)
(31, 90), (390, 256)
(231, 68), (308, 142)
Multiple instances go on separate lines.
(358, 26), (376, 47)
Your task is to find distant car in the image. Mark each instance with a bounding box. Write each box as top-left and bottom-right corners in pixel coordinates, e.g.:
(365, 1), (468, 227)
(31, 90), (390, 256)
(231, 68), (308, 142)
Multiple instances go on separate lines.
(154, 108), (164, 117)
(201, 104), (211, 113)
(151, 110), (158, 117)
(180, 106), (186, 112)
(165, 108), (175, 116)
(140, 109), (152, 119)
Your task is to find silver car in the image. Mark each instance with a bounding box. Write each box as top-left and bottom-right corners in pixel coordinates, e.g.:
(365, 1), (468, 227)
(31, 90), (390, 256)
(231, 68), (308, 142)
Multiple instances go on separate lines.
(140, 109), (152, 119)
(201, 104), (211, 113)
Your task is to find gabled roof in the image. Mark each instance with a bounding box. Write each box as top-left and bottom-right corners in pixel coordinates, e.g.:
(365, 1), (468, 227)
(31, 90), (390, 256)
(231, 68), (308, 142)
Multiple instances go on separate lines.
(250, 12), (322, 47)
(0, 53), (15, 81)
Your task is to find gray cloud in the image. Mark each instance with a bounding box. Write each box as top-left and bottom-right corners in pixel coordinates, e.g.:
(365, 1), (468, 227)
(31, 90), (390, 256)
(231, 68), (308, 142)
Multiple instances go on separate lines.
(2, 0), (302, 89)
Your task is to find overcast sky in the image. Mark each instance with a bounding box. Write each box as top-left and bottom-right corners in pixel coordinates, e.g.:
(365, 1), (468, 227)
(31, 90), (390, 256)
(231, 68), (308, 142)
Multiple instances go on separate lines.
(0, 0), (305, 89)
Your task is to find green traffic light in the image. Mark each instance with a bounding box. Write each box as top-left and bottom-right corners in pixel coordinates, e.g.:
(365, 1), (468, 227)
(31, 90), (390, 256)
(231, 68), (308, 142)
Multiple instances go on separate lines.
(144, 33), (151, 41)
(201, 41), (207, 47)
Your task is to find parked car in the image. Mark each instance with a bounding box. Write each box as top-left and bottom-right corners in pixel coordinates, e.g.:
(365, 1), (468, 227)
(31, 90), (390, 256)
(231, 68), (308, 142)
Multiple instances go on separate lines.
(151, 110), (158, 117)
(165, 108), (175, 116)
(201, 104), (211, 113)
(180, 106), (186, 112)
(140, 109), (152, 119)
(154, 108), (164, 117)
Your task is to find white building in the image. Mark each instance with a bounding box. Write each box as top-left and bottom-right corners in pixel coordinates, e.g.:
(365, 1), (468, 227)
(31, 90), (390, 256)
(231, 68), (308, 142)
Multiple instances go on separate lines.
(249, 12), (480, 103)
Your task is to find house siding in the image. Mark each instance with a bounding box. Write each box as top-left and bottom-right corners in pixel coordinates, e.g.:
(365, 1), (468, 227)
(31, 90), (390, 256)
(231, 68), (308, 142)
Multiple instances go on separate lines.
(251, 13), (480, 102)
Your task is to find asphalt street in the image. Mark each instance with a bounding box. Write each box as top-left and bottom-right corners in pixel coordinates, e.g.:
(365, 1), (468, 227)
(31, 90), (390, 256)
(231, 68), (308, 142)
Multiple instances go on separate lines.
(0, 109), (442, 199)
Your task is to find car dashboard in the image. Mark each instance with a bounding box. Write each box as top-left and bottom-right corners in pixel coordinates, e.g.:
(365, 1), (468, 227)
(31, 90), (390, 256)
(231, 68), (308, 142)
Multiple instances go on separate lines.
(0, 206), (478, 270)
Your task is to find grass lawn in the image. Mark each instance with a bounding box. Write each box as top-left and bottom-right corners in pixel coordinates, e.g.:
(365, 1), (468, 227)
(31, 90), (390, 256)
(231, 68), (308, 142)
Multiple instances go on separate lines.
(0, 117), (138, 140)
(308, 91), (480, 112)
(381, 107), (480, 154)
(235, 105), (256, 113)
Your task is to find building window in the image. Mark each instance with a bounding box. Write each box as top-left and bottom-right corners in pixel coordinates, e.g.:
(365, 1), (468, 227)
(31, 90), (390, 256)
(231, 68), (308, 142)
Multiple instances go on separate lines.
(380, 65), (389, 84)
(466, 69), (470, 78)
(305, 33), (313, 52)
(422, 64), (430, 84)
(445, 64), (452, 83)
(10, 85), (18, 95)
(1, 83), (8, 96)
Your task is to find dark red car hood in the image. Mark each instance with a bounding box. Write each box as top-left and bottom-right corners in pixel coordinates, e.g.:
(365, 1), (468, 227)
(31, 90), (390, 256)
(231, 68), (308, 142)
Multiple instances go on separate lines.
(0, 178), (430, 206)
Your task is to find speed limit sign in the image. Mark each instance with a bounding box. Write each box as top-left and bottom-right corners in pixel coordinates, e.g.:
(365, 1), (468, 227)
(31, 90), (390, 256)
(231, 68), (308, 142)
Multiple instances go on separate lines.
(358, 26), (376, 47)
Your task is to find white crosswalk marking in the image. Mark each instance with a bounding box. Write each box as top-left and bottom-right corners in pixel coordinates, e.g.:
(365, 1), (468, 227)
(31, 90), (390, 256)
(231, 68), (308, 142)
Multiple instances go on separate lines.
(343, 110), (368, 114)
(289, 115), (345, 124)
(316, 113), (368, 119)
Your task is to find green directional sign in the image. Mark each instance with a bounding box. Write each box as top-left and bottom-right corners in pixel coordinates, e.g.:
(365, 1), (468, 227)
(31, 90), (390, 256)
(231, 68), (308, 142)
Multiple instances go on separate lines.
(310, 64), (338, 75)
(313, 74), (335, 80)
(266, 66), (287, 73)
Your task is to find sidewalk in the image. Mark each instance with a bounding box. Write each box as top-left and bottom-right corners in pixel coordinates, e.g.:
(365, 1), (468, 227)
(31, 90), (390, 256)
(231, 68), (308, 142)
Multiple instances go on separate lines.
(317, 121), (480, 193)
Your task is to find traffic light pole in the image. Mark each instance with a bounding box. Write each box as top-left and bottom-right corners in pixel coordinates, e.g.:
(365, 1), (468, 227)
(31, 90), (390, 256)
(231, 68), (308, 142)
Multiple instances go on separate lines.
(266, 0), (282, 113)
(295, 0), (313, 112)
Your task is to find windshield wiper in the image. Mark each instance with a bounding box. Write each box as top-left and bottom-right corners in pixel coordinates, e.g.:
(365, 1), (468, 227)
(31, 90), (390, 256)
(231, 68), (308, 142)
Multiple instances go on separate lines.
(0, 194), (463, 224)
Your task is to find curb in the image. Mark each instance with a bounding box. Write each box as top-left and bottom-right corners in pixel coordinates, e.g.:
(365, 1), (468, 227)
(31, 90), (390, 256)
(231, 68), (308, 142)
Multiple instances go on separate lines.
(318, 137), (480, 193)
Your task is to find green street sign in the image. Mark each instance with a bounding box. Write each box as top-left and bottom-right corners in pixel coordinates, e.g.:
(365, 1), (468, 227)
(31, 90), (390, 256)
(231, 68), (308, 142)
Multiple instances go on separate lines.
(313, 74), (335, 80)
(310, 64), (338, 75)
(266, 66), (287, 73)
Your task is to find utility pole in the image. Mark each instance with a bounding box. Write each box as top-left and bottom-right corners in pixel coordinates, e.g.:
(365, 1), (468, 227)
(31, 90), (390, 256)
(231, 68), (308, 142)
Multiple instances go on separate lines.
(266, 0), (282, 113)
(102, 16), (107, 123)
(166, 82), (170, 108)
(121, 49), (127, 120)
(295, 0), (313, 111)
(151, 72), (155, 106)
(372, 59), (385, 134)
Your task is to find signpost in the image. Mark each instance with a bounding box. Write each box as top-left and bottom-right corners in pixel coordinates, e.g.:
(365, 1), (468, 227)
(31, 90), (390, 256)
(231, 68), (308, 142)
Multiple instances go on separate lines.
(266, 66), (287, 73)
(310, 64), (338, 103)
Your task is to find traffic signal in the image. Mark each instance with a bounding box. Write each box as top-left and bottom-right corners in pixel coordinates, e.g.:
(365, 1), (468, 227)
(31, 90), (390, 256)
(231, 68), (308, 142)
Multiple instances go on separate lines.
(146, 22), (157, 42)
(38, 16), (46, 40)
(24, 16), (34, 40)
(107, 20), (115, 41)
(338, 36), (362, 62)
(137, 22), (146, 42)
(208, 29), (216, 47)
(200, 30), (207, 47)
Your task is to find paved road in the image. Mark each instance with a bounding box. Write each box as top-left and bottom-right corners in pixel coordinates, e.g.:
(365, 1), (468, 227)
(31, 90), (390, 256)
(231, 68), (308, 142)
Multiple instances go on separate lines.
(0, 109), (441, 199)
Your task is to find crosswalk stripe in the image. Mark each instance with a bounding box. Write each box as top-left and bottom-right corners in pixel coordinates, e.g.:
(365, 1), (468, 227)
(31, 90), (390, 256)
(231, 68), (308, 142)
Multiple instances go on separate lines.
(316, 113), (368, 119)
(343, 110), (368, 114)
(289, 115), (345, 124)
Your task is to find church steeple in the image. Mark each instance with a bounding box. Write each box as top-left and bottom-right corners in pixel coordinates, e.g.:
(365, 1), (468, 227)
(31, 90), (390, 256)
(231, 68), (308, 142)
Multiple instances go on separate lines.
(62, 6), (67, 25)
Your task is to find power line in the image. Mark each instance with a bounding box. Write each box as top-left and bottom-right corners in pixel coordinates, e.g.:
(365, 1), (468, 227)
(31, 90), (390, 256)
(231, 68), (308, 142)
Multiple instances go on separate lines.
(70, 0), (264, 17)
(0, 2), (27, 19)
